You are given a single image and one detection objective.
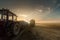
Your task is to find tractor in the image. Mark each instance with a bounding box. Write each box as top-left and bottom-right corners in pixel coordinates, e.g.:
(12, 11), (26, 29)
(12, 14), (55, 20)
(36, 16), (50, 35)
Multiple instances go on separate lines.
(0, 8), (28, 37)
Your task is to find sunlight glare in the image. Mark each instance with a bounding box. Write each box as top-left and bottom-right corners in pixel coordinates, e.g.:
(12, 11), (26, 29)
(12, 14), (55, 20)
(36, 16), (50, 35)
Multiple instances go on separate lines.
(19, 14), (30, 23)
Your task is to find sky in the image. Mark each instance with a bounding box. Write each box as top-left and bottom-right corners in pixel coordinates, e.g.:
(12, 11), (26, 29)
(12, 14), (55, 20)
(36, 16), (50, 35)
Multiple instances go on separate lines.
(0, 0), (60, 23)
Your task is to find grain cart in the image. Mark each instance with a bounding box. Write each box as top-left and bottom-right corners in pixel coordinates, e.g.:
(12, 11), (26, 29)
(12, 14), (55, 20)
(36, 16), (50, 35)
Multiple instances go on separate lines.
(0, 8), (22, 37)
(30, 19), (35, 27)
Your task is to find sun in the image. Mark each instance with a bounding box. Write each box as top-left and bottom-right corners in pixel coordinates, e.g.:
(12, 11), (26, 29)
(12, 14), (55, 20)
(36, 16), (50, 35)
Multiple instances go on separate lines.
(18, 14), (30, 23)
(20, 15), (27, 18)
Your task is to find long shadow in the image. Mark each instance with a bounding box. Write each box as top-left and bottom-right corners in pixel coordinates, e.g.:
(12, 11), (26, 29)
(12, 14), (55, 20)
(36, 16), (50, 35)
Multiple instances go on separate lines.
(15, 30), (37, 40)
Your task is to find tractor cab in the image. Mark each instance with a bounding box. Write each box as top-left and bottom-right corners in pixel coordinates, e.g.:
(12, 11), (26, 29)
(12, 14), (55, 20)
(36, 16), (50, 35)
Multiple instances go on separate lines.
(0, 8), (17, 22)
(0, 8), (18, 28)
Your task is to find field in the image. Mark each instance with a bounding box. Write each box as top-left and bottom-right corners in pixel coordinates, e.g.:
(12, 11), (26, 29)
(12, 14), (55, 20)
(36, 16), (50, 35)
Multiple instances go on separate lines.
(13, 23), (60, 40)
(36, 23), (60, 30)
(33, 23), (60, 40)
(0, 23), (60, 40)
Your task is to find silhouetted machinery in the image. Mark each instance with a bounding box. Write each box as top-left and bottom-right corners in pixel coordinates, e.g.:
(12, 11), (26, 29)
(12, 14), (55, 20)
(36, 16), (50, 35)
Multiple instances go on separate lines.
(0, 8), (29, 37)
(30, 19), (35, 27)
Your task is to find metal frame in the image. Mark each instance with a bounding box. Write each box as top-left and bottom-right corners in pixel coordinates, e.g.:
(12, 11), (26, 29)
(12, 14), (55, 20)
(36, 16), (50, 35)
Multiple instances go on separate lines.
(0, 8), (17, 21)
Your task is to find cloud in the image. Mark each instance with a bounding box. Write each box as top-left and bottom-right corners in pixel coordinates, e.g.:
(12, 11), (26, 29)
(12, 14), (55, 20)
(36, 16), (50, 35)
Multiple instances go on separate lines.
(1, 0), (59, 22)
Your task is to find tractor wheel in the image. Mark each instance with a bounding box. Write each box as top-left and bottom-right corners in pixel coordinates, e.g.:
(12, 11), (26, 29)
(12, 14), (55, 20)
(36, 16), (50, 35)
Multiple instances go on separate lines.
(5, 23), (20, 37)
(12, 23), (20, 36)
